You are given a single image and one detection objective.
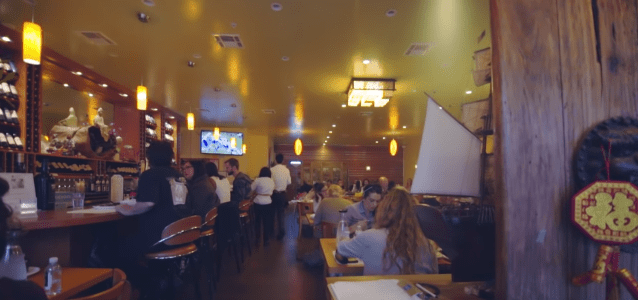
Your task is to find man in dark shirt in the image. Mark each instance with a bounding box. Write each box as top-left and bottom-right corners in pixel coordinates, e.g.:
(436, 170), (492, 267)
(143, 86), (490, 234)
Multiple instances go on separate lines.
(225, 158), (252, 203)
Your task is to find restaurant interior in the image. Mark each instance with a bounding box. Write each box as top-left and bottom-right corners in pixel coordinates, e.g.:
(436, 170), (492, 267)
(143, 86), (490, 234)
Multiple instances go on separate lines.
(2, 0), (638, 299)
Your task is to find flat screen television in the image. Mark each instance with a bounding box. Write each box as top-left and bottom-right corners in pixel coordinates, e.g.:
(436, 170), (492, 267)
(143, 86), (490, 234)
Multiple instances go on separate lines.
(200, 130), (244, 156)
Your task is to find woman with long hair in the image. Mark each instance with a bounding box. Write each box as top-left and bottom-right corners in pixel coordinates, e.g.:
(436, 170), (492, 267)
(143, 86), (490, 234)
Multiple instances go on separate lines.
(205, 162), (231, 204)
(251, 167), (275, 246)
(180, 160), (219, 219)
(337, 188), (438, 275)
(312, 182), (327, 211)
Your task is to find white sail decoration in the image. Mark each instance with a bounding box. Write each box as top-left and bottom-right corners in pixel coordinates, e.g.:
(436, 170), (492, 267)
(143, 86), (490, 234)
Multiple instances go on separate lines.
(411, 97), (482, 197)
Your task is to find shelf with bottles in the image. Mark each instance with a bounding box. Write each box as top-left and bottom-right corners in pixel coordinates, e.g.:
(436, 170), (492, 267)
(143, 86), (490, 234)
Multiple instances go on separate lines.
(106, 161), (139, 177)
(35, 156), (94, 174)
(144, 113), (158, 130)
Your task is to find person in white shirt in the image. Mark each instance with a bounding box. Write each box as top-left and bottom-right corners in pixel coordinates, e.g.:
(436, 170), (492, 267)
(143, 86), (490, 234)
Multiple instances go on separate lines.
(205, 162), (231, 204)
(252, 167), (275, 246)
(270, 154), (291, 240)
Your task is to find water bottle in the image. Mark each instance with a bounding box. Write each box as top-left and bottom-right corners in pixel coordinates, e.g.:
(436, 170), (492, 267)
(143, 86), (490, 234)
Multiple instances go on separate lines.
(0, 239), (27, 280)
(44, 257), (62, 296)
(355, 223), (363, 236)
(336, 210), (350, 243)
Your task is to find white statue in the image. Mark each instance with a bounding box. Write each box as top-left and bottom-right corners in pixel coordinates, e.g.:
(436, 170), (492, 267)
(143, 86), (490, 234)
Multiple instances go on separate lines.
(58, 107), (78, 127)
(93, 107), (105, 127)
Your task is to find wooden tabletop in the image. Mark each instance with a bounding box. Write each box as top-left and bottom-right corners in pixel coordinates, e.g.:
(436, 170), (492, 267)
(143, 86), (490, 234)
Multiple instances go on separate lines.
(320, 238), (364, 276)
(18, 210), (123, 230)
(30, 268), (113, 300)
(326, 274), (483, 300)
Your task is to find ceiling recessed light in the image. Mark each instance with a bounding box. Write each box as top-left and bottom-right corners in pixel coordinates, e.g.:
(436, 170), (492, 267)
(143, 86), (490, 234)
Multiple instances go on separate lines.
(323, 143), (326, 146)
(403, 125), (407, 129)
(271, 2), (282, 11)
(363, 59), (370, 65)
(366, 166), (371, 171)
(375, 141), (379, 143)
(386, 9), (397, 17)
(100, 83), (108, 88)
(341, 104), (346, 108)
(324, 140), (327, 143)
(88, 93), (94, 97)
(281, 56), (289, 61)
(329, 131), (332, 134)
(63, 83), (69, 88)
(1, 36), (11, 42)
(415, 164), (418, 169)
(439, 106), (442, 110)
(465, 91), (472, 94)
(119, 93), (128, 97)
(72, 71), (83, 76)
(150, 108), (158, 111)
(332, 124), (336, 127)
(327, 136), (330, 139)
(383, 137), (386, 140)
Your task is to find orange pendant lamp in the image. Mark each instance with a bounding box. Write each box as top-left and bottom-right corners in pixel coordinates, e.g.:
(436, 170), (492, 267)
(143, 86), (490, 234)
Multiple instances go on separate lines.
(187, 113), (195, 130)
(389, 139), (398, 156)
(242, 144), (246, 154)
(213, 127), (220, 140)
(136, 85), (147, 110)
(23, 21), (42, 65)
(294, 138), (303, 155)
(230, 137), (237, 149)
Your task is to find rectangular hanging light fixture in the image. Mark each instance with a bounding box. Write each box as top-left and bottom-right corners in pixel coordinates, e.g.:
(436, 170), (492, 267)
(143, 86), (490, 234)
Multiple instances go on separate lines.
(136, 85), (147, 110)
(346, 78), (395, 108)
(187, 112), (195, 130)
(23, 21), (42, 65)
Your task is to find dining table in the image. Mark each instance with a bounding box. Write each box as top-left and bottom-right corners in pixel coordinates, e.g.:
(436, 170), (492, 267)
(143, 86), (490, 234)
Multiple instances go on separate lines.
(29, 267), (114, 300)
(320, 238), (365, 277)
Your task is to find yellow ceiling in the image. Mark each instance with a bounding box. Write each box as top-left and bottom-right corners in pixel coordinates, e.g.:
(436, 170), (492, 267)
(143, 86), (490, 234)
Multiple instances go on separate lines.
(2, 0), (491, 146)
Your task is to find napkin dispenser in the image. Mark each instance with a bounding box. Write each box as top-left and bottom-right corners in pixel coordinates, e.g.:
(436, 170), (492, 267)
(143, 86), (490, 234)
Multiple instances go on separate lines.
(110, 175), (123, 203)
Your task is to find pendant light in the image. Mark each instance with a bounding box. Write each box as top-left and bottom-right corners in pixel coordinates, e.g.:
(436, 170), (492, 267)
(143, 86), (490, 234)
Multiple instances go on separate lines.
(187, 113), (195, 130)
(23, 4), (41, 65)
(389, 138), (398, 156)
(230, 137), (237, 149)
(137, 84), (147, 110)
(242, 143), (246, 154)
(213, 126), (220, 140)
(294, 138), (303, 155)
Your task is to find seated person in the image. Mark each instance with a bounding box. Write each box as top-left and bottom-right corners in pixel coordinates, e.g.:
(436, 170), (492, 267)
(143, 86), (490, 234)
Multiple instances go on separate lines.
(343, 184), (383, 231)
(304, 183), (326, 212)
(337, 188), (439, 275)
(313, 185), (352, 237)
(178, 160), (219, 219)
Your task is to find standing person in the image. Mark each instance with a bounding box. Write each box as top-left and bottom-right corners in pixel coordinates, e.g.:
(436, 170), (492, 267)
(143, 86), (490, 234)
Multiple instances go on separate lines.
(378, 176), (389, 195)
(270, 154), (291, 240)
(337, 188), (439, 275)
(179, 160), (219, 219)
(225, 158), (252, 205)
(0, 178), (48, 300)
(206, 162), (231, 204)
(344, 184), (383, 230)
(252, 167), (275, 246)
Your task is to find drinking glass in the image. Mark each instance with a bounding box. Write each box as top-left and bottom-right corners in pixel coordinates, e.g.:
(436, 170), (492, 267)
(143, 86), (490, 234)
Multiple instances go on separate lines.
(71, 192), (84, 209)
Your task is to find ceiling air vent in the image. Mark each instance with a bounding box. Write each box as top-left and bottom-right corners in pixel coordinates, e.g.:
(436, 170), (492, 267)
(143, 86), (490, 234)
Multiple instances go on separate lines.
(404, 43), (433, 56)
(359, 111), (373, 117)
(214, 34), (244, 48)
(262, 109), (276, 114)
(79, 31), (117, 46)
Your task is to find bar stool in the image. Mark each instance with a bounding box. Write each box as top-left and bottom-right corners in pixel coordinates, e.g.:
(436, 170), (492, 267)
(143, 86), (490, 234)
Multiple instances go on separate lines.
(215, 202), (243, 274)
(200, 207), (218, 299)
(238, 199), (253, 260)
(70, 268), (130, 300)
(144, 215), (202, 300)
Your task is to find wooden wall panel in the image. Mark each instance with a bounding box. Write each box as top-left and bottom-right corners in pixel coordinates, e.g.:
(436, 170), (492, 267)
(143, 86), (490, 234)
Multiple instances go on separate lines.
(494, 0), (638, 299)
(274, 144), (403, 186)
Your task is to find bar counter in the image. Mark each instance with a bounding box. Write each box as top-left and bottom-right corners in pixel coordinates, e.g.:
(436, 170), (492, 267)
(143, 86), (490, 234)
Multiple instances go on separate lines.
(18, 210), (124, 231)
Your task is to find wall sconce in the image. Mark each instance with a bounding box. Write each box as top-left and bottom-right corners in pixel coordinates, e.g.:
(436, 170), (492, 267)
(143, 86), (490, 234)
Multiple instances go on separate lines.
(346, 78), (395, 107)
(23, 21), (42, 65)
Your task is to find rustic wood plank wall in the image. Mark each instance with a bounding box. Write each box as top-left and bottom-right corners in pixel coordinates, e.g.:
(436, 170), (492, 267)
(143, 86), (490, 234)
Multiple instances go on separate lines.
(493, 0), (638, 299)
(274, 145), (403, 187)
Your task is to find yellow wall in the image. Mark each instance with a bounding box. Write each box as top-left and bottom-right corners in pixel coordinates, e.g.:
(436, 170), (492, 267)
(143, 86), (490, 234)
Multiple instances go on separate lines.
(180, 126), (271, 179)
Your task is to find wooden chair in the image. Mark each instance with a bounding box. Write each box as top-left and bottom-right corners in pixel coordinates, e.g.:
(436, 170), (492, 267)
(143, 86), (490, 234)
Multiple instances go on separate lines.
(297, 201), (314, 238)
(320, 222), (336, 238)
(200, 207), (218, 299)
(70, 268), (131, 300)
(144, 215), (202, 300)
(238, 199), (253, 260)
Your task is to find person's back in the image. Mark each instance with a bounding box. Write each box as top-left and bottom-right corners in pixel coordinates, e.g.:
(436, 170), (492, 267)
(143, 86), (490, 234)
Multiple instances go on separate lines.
(314, 197), (352, 225)
(212, 176), (231, 204)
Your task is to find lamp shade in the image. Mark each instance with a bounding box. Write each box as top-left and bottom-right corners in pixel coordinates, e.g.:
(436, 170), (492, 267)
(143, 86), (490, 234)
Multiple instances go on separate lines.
(294, 138), (303, 155)
(389, 139), (398, 156)
(136, 86), (147, 110)
(242, 144), (246, 154)
(213, 127), (220, 140)
(230, 137), (237, 149)
(187, 112), (195, 130)
(23, 22), (42, 65)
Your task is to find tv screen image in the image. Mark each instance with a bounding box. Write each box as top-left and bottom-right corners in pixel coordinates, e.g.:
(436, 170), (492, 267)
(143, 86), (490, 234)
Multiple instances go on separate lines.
(200, 131), (244, 156)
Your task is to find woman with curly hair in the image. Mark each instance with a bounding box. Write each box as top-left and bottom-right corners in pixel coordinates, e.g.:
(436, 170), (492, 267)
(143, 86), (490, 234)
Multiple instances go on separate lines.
(337, 187), (438, 275)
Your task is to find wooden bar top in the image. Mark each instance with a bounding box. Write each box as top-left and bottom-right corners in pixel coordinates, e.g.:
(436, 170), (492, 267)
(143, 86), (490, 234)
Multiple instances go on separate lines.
(18, 210), (124, 230)
(326, 274), (483, 300)
(30, 267), (113, 300)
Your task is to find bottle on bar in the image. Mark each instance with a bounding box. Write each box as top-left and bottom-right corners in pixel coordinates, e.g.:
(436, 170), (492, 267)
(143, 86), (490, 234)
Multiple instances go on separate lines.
(5, 132), (15, 149)
(3, 103), (13, 124)
(0, 132), (7, 148)
(13, 134), (23, 151)
(90, 174), (95, 192)
(15, 153), (25, 173)
(9, 106), (18, 124)
(1, 82), (10, 97)
(96, 176), (102, 192)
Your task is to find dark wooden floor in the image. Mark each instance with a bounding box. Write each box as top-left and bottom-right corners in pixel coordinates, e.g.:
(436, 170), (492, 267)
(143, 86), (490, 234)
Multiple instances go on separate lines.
(177, 206), (326, 300)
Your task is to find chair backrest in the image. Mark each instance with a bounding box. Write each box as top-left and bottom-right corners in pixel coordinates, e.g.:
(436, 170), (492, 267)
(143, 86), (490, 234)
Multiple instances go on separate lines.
(203, 207), (218, 228)
(70, 268), (130, 300)
(298, 202), (314, 215)
(320, 222), (336, 238)
(154, 215), (202, 247)
(238, 199), (252, 212)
